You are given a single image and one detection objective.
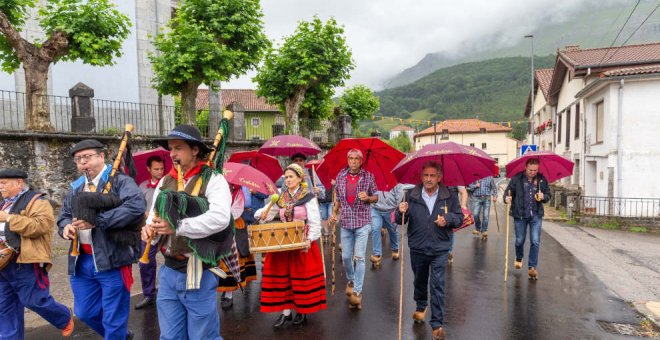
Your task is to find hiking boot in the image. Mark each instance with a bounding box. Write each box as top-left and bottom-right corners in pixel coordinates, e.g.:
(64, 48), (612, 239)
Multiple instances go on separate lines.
(348, 292), (362, 310)
(392, 250), (400, 261)
(432, 327), (447, 340)
(472, 229), (480, 235)
(481, 231), (488, 240)
(345, 281), (354, 297)
(528, 267), (538, 280)
(515, 259), (523, 269)
(370, 254), (382, 268)
(412, 307), (427, 323)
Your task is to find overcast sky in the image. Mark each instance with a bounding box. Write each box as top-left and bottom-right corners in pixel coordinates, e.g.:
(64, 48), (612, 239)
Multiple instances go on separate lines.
(222, 0), (628, 92)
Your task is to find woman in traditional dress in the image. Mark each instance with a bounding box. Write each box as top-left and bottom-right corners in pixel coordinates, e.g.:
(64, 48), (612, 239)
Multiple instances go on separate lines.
(255, 163), (326, 328)
(216, 184), (258, 308)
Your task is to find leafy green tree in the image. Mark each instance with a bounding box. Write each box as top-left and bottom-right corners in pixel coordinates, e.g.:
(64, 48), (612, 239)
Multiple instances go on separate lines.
(0, 0), (130, 130)
(338, 84), (379, 127)
(255, 16), (354, 134)
(387, 132), (412, 152)
(150, 0), (269, 125)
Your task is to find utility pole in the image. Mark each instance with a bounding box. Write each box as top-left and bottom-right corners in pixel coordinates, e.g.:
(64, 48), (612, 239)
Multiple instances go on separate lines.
(525, 34), (535, 146)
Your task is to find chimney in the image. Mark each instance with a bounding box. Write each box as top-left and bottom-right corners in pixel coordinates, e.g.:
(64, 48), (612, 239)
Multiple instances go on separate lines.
(564, 45), (581, 52)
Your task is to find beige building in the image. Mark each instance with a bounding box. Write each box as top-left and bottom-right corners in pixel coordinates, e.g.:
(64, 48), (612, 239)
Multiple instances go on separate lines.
(524, 68), (555, 151)
(414, 119), (518, 166)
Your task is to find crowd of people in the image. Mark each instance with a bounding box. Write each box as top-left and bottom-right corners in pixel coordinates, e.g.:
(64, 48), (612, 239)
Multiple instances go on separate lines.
(0, 123), (552, 340)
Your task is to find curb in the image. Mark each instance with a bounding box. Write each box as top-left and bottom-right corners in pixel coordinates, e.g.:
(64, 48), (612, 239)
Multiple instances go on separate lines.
(633, 301), (660, 330)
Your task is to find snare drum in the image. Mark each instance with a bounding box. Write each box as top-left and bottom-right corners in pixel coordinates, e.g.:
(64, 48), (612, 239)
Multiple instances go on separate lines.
(247, 221), (307, 253)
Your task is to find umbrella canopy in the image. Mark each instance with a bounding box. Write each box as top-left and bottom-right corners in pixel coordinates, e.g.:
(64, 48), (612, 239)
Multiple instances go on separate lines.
(222, 162), (278, 195)
(505, 150), (574, 183)
(228, 150), (283, 182)
(259, 135), (322, 157)
(318, 138), (405, 191)
(392, 142), (497, 186)
(305, 159), (333, 190)
(130, 147), (172, 185)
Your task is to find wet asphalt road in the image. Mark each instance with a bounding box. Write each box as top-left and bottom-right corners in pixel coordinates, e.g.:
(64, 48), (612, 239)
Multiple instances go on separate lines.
(27, 203), (642, 339)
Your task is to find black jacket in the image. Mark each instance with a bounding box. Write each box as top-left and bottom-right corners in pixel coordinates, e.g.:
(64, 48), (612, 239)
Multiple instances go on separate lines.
(395, 184), (463, 255)
(503, 171), (552, 219)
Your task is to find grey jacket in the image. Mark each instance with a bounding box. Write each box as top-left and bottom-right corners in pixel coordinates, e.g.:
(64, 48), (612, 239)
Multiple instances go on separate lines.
(372, 183), (415, 212)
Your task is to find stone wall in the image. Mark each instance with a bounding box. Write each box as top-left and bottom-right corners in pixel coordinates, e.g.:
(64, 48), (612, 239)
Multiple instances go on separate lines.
(0, 131), (318, 207)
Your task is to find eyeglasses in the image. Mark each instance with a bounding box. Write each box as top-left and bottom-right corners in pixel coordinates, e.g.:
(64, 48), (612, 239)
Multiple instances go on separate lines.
(73, 153), (99, 163)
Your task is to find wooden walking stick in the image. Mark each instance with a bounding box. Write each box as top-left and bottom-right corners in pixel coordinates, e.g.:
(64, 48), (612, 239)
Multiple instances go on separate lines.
(311, 165), (328, 281)
(398, 190), (407, 340)
(331, 187), (338, 295)
(504, 189), (512, 282)
(494, 195), (501, 233)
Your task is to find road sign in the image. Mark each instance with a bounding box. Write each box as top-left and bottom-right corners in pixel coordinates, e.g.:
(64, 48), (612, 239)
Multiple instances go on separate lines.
(521, 144), (537, 156)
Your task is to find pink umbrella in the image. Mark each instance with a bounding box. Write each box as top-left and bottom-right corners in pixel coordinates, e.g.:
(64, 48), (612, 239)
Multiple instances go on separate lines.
(130, 147), (172, 186)
(228, 150), (283, 182)
(222, 162), (278, 195)
(392, 142), (497, 186)
(259, 135), (322, 157)
(505, 150), (574, 183)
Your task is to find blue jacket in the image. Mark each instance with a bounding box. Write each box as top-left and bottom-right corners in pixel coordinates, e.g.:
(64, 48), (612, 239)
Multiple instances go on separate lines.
(57, 165), (145, 274)
(503, 171), (552, 219)
(395, 184), (463, 256)
(241, 189), (267, 225)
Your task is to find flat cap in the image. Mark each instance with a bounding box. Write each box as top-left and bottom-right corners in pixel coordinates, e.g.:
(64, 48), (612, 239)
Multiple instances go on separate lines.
(70, 139), (105, 156)
(0, 168), (28, 179)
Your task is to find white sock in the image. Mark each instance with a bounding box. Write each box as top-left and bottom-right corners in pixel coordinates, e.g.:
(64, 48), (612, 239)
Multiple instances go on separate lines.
(282, 309), (292, 316)
(225, 291), (233, 299)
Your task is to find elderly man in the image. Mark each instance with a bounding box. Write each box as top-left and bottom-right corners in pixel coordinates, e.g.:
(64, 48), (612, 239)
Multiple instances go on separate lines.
(396, 161), (463, 340)
(142, 124), (231, 340)
(329, 149), (378, 310)
(0, 169), (73, 338)
(58, 139), (145, 340)
(504, 158), (551, 280)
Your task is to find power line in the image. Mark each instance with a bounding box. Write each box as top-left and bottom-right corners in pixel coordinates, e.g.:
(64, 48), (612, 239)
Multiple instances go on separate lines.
(602, 1), (660, 65)
(596, 0), (641, 67)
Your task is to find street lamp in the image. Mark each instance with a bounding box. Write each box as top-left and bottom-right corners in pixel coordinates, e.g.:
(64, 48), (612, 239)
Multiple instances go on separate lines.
(525, 34), (535, 146)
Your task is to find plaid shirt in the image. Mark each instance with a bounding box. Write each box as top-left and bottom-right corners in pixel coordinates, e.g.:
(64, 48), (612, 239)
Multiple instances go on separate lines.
(336, 167), (377, 229)
(468, 176), (497, 197)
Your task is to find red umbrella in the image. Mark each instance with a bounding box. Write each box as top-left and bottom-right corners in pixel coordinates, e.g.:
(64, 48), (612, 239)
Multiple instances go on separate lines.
(130, 147), (172, 185)
(228, 150), (283, 182)
(392, 142), (497, 186)
(318, 138), (405, 191)
(505, 150), (574, 183)
(222, 162), (277, 195)
(304, 159), (333, 190)
(259, 135), (322, 157)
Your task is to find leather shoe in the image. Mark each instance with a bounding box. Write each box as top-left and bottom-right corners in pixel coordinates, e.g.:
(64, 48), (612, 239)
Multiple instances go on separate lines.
(134, 297), (155, 310)
(221, 296), (233, 310)
(292, 313), (307, 326)
(273, 313), (292, 328)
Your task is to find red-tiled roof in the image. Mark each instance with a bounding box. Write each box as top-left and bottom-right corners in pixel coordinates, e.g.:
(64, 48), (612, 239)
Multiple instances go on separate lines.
(536, 68), (554, 100)
(196, 89), (280, 112)
(391, 125), (414, 131)
(601, 63), (660, 77)
(414, 119), (511, 138)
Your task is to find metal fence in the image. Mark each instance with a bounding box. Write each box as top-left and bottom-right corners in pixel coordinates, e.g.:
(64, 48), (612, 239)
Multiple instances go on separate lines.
(577, 196), (660, 221)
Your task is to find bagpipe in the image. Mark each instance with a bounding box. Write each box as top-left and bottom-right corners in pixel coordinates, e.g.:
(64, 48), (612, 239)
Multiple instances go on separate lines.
(70, 124), (140, 256)
(141, 111), (241, 281)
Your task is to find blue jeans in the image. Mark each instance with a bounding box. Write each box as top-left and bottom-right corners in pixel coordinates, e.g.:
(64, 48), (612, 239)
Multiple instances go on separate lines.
(70, 253), (130, 340)
(410, 251), (449, 329)
(341, 225), (370, 294)
(157, 265), (222, 340)
(370, 208), (400, 256)
(471, 196), (492, 232)
(0, 261), (70, 339)
(514, 215), (543, 269)
(319, 202), (333, 220)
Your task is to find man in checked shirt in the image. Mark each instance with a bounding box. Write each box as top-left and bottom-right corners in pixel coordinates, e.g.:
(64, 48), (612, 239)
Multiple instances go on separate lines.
(467, 176), (498, 239)
(329, 149), (378, 310)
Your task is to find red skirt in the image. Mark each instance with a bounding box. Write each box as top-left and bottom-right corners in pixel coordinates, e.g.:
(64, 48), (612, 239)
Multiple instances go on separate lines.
(260, 240), (327, 314)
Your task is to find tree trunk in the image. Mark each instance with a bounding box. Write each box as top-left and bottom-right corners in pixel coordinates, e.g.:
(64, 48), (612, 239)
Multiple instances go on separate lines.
(23, 60), (54, 131)
(284, 88), (306, 135)
(180, 82), (200, 126)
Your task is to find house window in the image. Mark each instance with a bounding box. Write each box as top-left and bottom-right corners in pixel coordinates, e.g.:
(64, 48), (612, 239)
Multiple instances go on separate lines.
(575, 103), (580, 140)
(557, 113), (562, 144)
(596, 101), (604, 143)
(565, 108), (571, 149)
(441, 129), (449, 140)
(251, 117), (261, 127)
(481, 143), (487, 150)
(479, 128), (486, 133)
(469, 143), (475, 147)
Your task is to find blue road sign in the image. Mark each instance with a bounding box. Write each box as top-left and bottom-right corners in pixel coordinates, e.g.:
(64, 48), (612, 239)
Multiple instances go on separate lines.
(521, 144), (537, 155)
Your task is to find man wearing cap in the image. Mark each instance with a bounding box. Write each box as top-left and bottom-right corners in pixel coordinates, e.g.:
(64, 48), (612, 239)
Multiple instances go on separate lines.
(328, 148), (378, 309)
(141, 125), (231, 340)
(58, 139), (145, 340)
(0, 169), (74, 338)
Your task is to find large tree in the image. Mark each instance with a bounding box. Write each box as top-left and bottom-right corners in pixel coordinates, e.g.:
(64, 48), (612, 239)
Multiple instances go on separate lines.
(255, 16), (354, 135)
(150, 0), (269, 125)
(338, 84), (379, 127)
(0, 0), (130, 131)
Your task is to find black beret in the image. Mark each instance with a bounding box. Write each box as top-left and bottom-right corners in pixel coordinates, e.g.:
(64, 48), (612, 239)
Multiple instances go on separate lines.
(70, 139), (105, 156)
(0, 168), (28, 179)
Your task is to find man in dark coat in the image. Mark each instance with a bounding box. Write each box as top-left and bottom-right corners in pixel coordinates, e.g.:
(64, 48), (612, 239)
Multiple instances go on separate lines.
(58, 139), (145, 340)
(396, 161), (463, 340)
(504, 158), (551, 280)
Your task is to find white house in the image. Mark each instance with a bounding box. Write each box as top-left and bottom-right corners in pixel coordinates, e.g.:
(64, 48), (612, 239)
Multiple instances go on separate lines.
(414, 119), (518, 167)
(389, 125), (415, 143)
(524, 68), (554, 151)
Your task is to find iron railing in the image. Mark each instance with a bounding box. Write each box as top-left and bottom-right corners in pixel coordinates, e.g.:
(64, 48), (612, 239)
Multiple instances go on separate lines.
(577, 196), (660, 221)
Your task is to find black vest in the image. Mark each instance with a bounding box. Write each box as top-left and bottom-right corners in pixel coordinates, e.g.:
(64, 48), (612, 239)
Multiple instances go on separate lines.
(2, 190), (42, 249)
